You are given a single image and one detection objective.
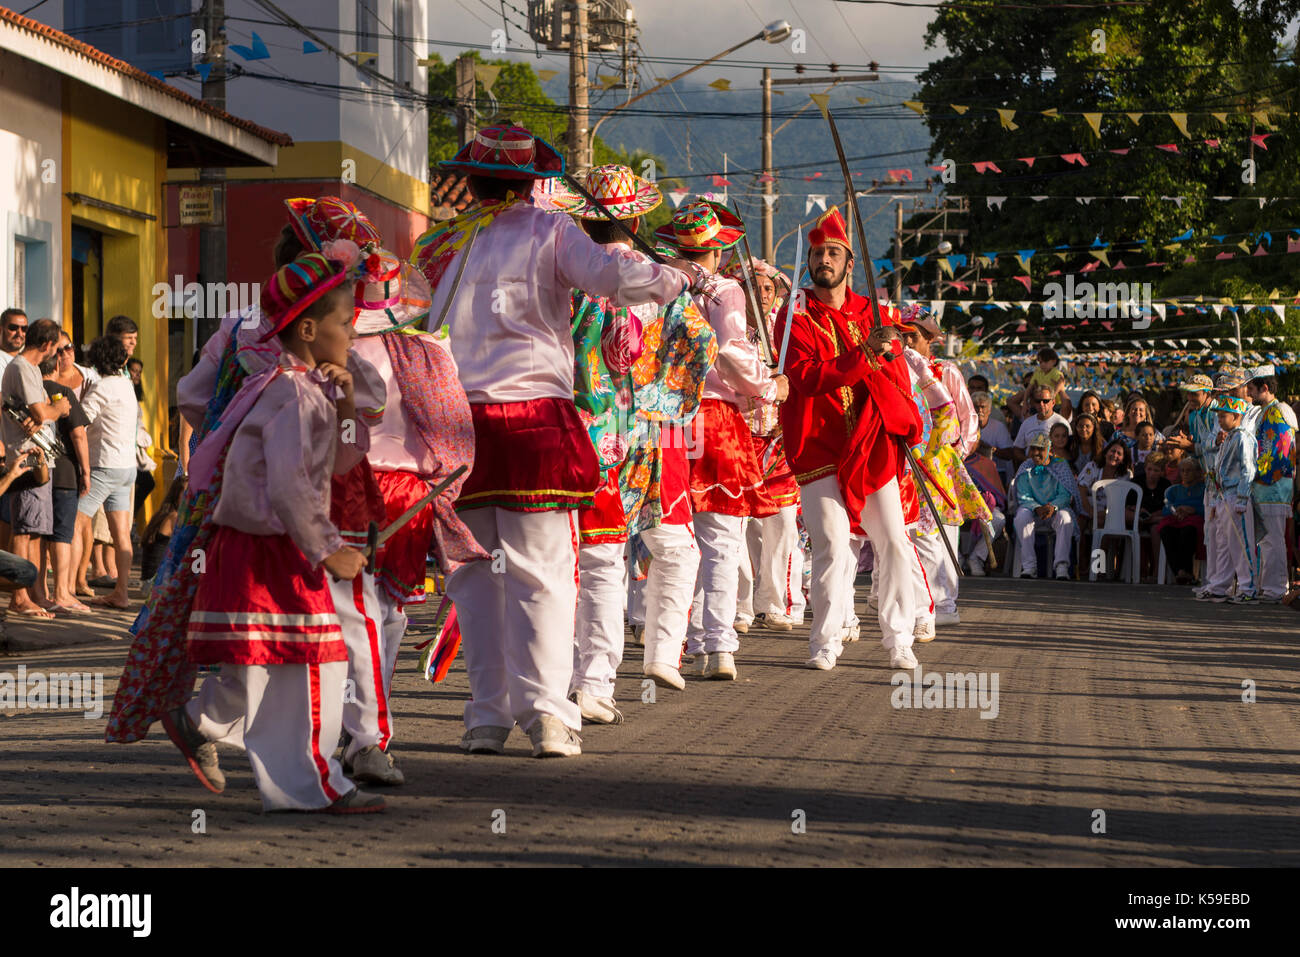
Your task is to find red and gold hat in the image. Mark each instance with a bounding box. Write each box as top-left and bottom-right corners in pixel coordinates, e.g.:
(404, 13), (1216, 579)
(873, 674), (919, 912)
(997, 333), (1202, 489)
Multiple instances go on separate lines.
(440, 124), (564, 180)
(550, 164), (662, 219)
(808, 208), (852, 253)
(258, 240), (364, 342)
(284, 196), (382, 252)
(652, 200), (744, 251)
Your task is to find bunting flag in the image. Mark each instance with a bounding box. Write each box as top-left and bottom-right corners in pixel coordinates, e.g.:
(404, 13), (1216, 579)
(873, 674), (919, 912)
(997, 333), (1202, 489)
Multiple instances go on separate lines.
(1016, 249), (1035, 269)
(667, 188), (690, 208)
(708, 78), (732, 91)
(973, 161), (1003, 174)
(536, 69), (559, 81)
(986, 196), (1007, 210)
(809, 92), (831, 120)
(1156, 143), (1180, 153)
(805, 194), (828, 214)
(1061, 153), (1088, 165)
(951, 104), (970, 114)
(474, 63), (503, 91)
(997, 108), (1019, 130)
(1169, 112), (1190, 138)
(761, 194), (778, 208)
(1251, 133), (1272, 150)
(1126, 112), (1143, 126)
(1082, 113), (1102, 138)
(902, 100), (926, 115)
(1212, 111), (1229, 125)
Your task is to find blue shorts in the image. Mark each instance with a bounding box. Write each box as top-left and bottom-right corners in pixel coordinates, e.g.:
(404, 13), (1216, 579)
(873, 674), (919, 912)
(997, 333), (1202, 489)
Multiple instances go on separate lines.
(77, 467), (136, 516)
(49, 486), (79, 545)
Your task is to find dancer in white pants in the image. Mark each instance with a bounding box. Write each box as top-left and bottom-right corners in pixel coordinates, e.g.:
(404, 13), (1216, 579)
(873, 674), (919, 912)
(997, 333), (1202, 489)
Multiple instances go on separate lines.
(571, 540), (627, 720)
(1247, 378), (1295, 602)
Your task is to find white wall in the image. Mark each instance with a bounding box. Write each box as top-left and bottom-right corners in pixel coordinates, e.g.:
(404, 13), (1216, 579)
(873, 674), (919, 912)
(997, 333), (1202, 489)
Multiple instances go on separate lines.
(0, 48), (63, 320)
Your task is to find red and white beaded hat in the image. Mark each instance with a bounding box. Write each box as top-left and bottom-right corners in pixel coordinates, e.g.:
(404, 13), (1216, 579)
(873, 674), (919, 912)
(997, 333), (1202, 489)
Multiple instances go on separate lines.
(652, 200), (744, 251)
(353, 248), (433, 336)
(551, 164), (662, 219)
(440, 124), (564, 180)
(283, 196), (383, 252)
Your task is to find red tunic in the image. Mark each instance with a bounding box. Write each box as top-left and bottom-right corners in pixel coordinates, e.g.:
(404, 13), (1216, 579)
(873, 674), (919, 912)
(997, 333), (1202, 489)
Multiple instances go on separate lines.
(774, 288), (921, 529)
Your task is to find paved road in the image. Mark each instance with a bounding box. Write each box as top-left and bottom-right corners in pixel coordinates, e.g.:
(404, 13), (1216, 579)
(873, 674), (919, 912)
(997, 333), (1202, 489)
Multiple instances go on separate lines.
(1, 578), (1297, 866)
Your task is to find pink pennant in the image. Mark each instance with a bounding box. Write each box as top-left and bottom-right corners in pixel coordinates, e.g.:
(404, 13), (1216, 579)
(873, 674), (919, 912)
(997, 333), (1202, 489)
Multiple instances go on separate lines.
(1155, 143), (1179, 153)
(929, 165), (946, 172)
(712, 175), (732, 187)
(1014, 275), (1032, 292)
(1018, 156), (1036, 168)
(1288, 236), (1300, 254)
(907, 284), (921, 293)
(1251, 133), (1271, 150)
(1047, 269), (1062, 276)
(802, 172), (824, 182)
(1060, 153), (1088, 165)
(1202, 138), (1220, 148)
(1015, 323), (1027, 333)
(1145, 261), (1166, 267)
(1254, 245), (1267, 256)
(1113, 259), (1126, 269)
(886, 168), (914, 182)
(1183, 255), (1196, 264)
(1215, 252), (1234, 259)
(1080, 260), (1100, 273)
(757, 173), (775, 184)
(1101, 321), (1114, 331)
(950, 281), (969, 291)
(1108, 148), (1130, 155)
(973, 161), (1003, 174)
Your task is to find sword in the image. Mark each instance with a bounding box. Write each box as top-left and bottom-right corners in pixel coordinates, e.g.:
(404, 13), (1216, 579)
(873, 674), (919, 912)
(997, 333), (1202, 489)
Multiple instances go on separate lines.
(361, 465), (469, 573)
(428, 224), (480, 335)
(729, 199), (775, 366)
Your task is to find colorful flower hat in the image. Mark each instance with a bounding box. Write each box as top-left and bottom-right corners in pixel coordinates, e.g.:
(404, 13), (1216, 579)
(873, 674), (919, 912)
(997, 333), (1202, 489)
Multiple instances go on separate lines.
(354, 248), (433, 336)
(808, 208), (852, 252)
(720, 251), (777, 281)
(440, 124), (564, 180)
(258, 240), (364, 342)
(1210, 394), (1250, 415)
(551, 164), (662, 220)
(1213, 366), (1246, 390)
(1178, 373), (1214, 392)
(652, 200), (744, 251)
(898, 302), (940, 337)
(284, 196), (382, 252)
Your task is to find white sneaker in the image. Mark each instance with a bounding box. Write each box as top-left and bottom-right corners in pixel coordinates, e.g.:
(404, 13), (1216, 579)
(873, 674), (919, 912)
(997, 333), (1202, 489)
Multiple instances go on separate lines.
(734, 618), (751, 634)
(643, 662), (686, 690)
(763, 613), (795, 632)
(848, 621), (861, 642)
(346, 745), (405, 786)
(967, 557), (986, 577)
(704, 651), (737, 680)
(805, 650), (836, 670)
(935, 610), (960, 627)
(1054, 562), (1070, 581)
(527, 715), (582, 758)
(686, 653), (710, 676)
(913, 619), (936, 642)
(459, 725), (511, 755)
(889, 645), (920, 670)
(570, 690), (624, 725)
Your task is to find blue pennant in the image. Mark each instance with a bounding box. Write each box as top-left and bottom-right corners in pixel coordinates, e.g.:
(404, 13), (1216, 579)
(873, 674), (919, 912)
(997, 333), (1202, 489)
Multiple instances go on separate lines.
(229, 31), (270, 61)
(303, 40), (322, 54)
(195, 62), (212, 83)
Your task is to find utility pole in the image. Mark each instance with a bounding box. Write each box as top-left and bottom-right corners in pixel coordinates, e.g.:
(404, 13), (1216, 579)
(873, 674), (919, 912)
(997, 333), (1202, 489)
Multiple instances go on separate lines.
(761, 68), (773, 261)
(565, 0), (590, 172)
(455, 53), (477, 147)
(197, 0), (227, 348)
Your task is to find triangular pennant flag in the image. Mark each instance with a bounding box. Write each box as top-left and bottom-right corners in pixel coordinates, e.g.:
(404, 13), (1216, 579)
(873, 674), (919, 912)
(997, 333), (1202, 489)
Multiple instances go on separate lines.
(230, 32), (270, 61)
(1237, 240), (1251, 253)
(195, 62), (212, 82)
(1272, 304), (1286, 320)
(1109, 148), (1131, 155)
(913, 255), (928, 268)
(1041, 108), (1059, 118)
(805, 194), (828, 215)
(951, 104), (969, 114)
(1253, 110), (1272, 128)
(1161, 195), (1185, 207)
(1016, 249), (1035, 269)
(1203, 138), (1220, 148)
(1153, 303), (1167, 320)
(809, 93), (831, 120)
(856, 97), (872, 105)
(147, 70), (166, 80)
(1126, 112), (1143, 126)
(1287, 236), (1300, 254)
(902, 101), (926, 115)
(1019, 156), (1036, 168)
(1170, 228), (1194, 242)
(931, 302), (946, 322)
(1029, 195), (1047, 202)
(1076, 196), (1095, 205)
(708, 78), (732, 91)
(938, 258), (953, 278)
(304, 41), (323, 54)
(1251, 133), (1271, 150)
(1089, 250), (1111, 266)
(986, 196), (1007, 211)
(351, 51), (378, 64)
(973, 161), (1003, 174)
(1061, 153), (1088, 166)
(1169, 112), (1190, 138)
(958, 301), (972, 313)
(1155, 143), (1180, 153)
(899, 259), (915, 271)
(1211, 304), (1224, 318)
(475, 64), (503, 91)
(536, 69), (558, 81)
(1082, 112), (1102, 138)
(1211, 112), (1229, 125)
(668, 188), (690, 208)
(761, 194), (777, 209)
(996, 108), (1018, 131)
(1013, 275), (1032, 293)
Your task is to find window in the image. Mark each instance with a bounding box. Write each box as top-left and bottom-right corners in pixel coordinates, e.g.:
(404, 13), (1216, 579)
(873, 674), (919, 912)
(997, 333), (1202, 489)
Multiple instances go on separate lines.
(64, 0), (192, 75)
(356, 0), (381, 80)
(393, 0), (413, 88)
(12, 241), (26, 311)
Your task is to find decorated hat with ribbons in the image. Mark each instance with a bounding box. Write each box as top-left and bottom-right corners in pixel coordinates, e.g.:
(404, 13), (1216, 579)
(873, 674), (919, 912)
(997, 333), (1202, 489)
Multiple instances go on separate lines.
(1213, 366), (1247, 390)
(441, 124), (564, 179)
(1178, 373), (1214, 392)
(284, 196), (382, 252)
(551, 164), (662, 220)
(354, 248), (433, 336)
(258, 240), (364, 342)
(652, 200), (744, 251)
(1210, 394), (1250, 415)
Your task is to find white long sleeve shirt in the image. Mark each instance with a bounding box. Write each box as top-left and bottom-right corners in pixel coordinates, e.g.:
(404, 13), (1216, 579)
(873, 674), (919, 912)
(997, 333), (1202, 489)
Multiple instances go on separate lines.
(696, 272), (776, 407)
(428, 203), (689, 403)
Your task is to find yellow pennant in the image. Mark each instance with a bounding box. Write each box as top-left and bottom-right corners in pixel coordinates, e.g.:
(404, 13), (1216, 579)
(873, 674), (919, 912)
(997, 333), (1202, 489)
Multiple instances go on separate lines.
(1089, 249), (1110, 266)
(1169, 112), (1190, 138)
(856, 97), (872, 104)
(1211, 111), (1229, 125)
(903, 100), (926, 115)
(938, 258), (953, 278)
(1041, 108), (1059, 118)
(996, 108), (1018, 130)
(810, 92), (831, 120)
(1253, 109), (1272, 128)
(951, 104), (969, 114)
(474, 64), (502, 91)
(351, 51), (378, 63)
(536, 69), (558, 81)
(1083, 112), (1102, 138)
(1125, 112), (1143, 126)
(709, 77), (732, 91)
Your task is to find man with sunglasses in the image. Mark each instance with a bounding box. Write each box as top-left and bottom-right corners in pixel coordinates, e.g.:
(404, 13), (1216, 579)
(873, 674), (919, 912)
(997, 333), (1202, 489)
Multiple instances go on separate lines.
(0, 308), (27, 375)
(1011, 386), (1069, 467)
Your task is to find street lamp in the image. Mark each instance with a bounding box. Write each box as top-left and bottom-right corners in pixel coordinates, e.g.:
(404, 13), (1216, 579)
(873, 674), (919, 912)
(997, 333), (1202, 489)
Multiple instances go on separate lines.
(587, 20), (792, 153)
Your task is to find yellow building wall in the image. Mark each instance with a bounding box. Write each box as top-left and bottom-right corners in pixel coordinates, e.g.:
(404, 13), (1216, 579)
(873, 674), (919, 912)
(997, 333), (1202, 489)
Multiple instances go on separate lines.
(62, 81), (172, 521)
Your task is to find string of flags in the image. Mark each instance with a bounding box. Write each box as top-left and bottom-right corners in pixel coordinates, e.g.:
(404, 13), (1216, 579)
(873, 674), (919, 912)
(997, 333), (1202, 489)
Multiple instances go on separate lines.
(886, 297), (1298, 323)
(896, 99), (1282, 138)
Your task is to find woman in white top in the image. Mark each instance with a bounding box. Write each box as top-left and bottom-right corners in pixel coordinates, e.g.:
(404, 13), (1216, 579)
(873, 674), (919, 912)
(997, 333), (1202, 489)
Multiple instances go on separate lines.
(74, 335), (139, 609)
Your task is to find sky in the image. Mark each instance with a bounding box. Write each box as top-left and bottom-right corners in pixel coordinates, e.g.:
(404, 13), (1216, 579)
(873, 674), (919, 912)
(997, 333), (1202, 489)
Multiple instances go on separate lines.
(437, 0), (945, 83)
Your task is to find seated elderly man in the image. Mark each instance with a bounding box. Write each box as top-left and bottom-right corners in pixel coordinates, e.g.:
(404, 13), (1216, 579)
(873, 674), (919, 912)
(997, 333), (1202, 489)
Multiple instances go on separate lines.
(1012, 432), (1075, 580)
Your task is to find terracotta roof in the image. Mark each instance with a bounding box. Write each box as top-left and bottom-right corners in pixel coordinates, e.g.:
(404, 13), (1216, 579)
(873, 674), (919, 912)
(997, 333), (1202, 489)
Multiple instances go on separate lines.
(430, 169), (472, 221)
(0, 5), (292, 147)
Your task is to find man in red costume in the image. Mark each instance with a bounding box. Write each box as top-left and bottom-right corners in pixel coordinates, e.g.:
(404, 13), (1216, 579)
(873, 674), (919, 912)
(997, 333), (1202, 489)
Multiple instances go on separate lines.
(773, 209), (924, 671)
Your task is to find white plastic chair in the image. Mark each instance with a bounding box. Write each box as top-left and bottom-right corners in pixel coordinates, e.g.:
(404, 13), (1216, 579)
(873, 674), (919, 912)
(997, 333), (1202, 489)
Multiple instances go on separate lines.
(1157, 541), (1204, 585)
(1089, 478), (1142, 583)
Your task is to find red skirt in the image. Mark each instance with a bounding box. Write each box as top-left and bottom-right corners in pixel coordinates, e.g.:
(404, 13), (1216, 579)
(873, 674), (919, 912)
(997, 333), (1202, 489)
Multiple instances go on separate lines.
(689, 398), (778, 518)
(753, 433), (800, 509)
(187, 526), (345, 666)
(457, 398), (601, 512)
(373, 468), (436, 605)
(330, 459), (387, 549)
(579, 467), (628, 544)
(660, 430), (692, 526)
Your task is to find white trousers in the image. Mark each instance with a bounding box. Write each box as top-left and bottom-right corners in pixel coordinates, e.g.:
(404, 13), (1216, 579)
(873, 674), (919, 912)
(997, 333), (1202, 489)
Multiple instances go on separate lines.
(627, 570), (646, 627)
(1201, 487), (1219, 587)
(753, 505), (805, 619)
(448, 507), (581, 734)
(1206, 501), (1257, 597)
(914, 524), (959, 615)
(572, 541), (627, 698)
(330, 572), (393, 758)
(186, 661), (352, 811)
(906, 532), (936, 625)
(376, 591), (407, 690)
(1255, 501), (1290, 600)
(1013, 508), (1074, 574)
(640, 522), (700, 669)
(687, 512), (747, 655)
